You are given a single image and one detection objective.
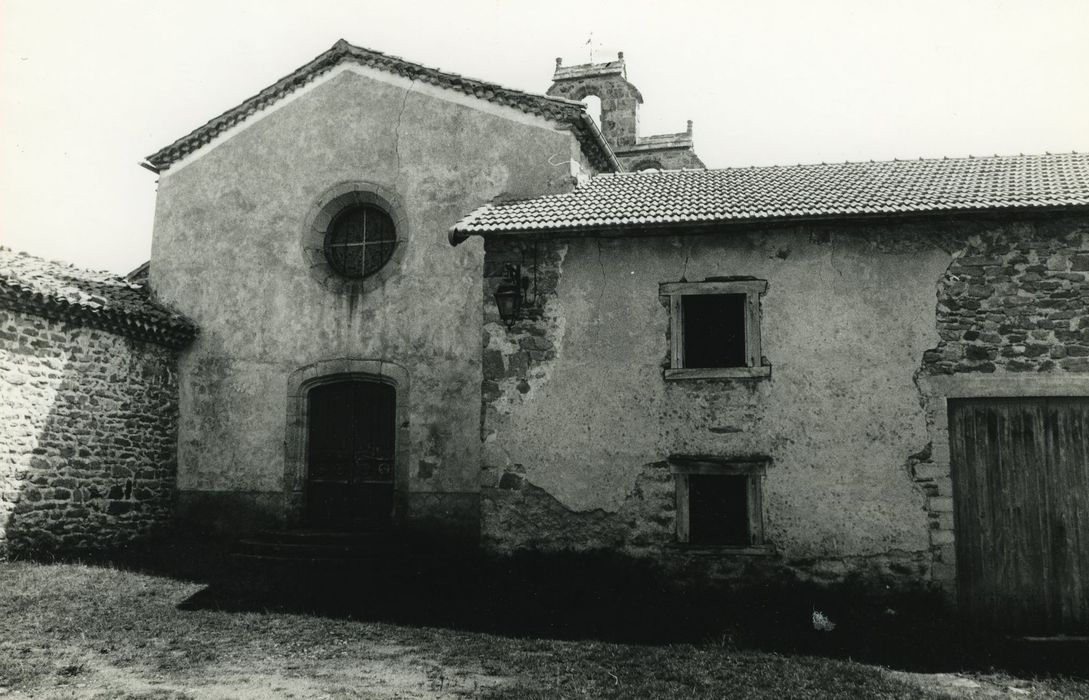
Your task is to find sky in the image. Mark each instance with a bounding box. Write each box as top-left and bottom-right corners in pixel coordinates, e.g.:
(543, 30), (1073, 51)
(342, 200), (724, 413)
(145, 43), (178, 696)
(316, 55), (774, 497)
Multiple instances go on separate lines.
(2, 0), (1087, 274)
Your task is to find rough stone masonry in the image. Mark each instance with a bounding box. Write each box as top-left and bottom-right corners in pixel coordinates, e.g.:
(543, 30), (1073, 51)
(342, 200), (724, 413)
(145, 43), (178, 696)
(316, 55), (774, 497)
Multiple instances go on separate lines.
(0, 309), (182, 557)
(0, 249), (195, 558)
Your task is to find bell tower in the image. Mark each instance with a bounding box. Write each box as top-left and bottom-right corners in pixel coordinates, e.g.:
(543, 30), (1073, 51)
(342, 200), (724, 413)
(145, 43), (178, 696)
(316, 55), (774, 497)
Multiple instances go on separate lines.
(548, 52), (704, 171)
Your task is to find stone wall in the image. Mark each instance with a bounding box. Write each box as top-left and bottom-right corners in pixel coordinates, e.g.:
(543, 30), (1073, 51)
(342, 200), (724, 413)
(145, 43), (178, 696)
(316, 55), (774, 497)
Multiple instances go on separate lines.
(911, 213), (1089, 594)
(923, 216), (1089, 375)
(548, 62), (641, 149)
(548, 59), (704, 171)
(619, 147), (705, 172)
(0, 307), (179, 557)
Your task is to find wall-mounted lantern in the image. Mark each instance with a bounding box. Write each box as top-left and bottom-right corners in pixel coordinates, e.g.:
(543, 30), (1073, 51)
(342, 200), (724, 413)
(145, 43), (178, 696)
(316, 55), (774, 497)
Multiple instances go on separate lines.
(494, 264), (529, 328)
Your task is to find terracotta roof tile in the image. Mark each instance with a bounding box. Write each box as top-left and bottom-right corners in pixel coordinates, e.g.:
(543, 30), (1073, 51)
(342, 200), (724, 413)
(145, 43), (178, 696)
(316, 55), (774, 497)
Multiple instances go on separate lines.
(0, 248), (197, 349)
(451, 152), (1089, 237)
(144, 40), (619, 174)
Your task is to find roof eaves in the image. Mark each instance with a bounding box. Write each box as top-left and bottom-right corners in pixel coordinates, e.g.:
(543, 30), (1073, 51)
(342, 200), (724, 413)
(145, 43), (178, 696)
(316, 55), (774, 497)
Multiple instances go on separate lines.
(450, 202), (1089, 240)
(572, 113), (622, 173)
(449, 202), (496, 245)
(126, 260), (151, 283)
(144, 41), (347, 171)
(0, 283), (198, 349)
(0, 249), (198, 349)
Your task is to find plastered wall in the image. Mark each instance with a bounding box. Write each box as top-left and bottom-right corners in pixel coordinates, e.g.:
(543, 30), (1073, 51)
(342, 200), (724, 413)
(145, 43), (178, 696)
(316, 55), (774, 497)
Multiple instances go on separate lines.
(481, 214), (1089, 588)
(481, 224), (952, 584)
(150, 68), (584, 535)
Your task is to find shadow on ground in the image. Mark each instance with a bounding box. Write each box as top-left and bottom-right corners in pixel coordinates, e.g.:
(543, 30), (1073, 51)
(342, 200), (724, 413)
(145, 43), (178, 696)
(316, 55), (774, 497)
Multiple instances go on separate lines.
(99, 536), (1086, 678)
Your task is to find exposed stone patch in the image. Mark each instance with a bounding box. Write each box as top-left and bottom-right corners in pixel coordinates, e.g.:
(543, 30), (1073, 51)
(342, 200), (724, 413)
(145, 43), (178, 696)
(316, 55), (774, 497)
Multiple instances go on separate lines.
(480, 239), (568, 466)
(481, 461), (675, 555)
(923, 217), (1089, 375)
(0, 308), (180, 557)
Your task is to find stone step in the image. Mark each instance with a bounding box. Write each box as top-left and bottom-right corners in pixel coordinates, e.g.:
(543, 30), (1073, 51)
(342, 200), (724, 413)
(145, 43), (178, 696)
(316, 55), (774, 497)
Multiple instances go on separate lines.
(236, 539), (401, 557)
(245, 529), (398, 545)
(231, 552), (396, 565)
(232, 528), (409, 562)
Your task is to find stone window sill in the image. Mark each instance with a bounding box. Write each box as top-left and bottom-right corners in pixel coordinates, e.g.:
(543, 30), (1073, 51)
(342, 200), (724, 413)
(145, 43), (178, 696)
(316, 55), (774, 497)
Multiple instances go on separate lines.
(664, 365), (772, 381)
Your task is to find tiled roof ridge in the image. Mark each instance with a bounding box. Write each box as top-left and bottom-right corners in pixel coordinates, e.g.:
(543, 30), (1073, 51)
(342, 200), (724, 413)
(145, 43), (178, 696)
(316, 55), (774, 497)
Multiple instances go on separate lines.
(450, 150), (1089, 238)
(0, 247), (197, 349)
(143, 39), (619, 173)
(599, 150), (1087, 176)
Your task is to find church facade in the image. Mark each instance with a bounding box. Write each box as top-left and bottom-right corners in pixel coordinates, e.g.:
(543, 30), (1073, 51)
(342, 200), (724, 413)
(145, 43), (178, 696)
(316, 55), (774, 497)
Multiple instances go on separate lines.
(141, 40), (704, 541)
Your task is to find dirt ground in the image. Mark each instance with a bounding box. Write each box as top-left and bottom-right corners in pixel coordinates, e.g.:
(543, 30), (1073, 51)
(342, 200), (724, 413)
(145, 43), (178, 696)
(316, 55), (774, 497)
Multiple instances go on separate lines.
(1, 552), (1086, 700)
(0, 647), (1076, 699)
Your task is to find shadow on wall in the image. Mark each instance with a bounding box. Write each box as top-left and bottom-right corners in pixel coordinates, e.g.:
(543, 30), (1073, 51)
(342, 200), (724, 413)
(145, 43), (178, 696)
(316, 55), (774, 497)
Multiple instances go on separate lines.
(0, 312), (179, 559)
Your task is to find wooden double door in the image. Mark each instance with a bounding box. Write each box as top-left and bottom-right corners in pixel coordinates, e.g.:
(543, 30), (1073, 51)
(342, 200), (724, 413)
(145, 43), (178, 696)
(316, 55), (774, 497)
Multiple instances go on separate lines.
(949, 397), (1088, 634)
(306, 380), (396, 531)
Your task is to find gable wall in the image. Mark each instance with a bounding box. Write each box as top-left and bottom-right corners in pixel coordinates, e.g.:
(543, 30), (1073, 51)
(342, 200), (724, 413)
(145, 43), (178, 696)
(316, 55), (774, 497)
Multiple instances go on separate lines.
(150, 69), (583, 537)
(479, 213), (1089, 589)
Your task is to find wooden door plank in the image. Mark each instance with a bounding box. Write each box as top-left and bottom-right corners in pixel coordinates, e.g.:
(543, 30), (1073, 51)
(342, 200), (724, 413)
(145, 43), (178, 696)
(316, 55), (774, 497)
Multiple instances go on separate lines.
(951, 401), (986, 624)
(951, 397), (1089, 634)
(1070, 401), (1089, 630)
(1047, 398), (1089, 632)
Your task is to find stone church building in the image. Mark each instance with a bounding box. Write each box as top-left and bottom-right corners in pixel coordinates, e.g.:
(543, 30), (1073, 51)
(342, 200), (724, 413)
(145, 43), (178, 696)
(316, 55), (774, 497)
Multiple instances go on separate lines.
(3, 40), (1088, 634)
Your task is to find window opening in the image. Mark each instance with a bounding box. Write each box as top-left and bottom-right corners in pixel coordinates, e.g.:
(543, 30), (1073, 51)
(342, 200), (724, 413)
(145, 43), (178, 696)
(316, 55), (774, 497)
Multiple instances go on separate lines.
(670, 456), (768, 548)
(688, 474), (750, 546)
(581, 95), (603, 129)
(324, 204), (397, 279)
(682, 293), (746, 368)
(660, 279), (770, 379)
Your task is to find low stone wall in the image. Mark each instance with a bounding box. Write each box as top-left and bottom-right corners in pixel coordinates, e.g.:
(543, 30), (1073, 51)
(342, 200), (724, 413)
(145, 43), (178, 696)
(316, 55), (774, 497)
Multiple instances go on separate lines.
(0, 308), (181, 557)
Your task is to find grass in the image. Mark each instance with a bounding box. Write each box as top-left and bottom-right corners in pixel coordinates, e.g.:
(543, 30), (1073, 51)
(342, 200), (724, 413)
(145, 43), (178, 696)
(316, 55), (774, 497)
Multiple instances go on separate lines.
(0, 540), (1086, 698)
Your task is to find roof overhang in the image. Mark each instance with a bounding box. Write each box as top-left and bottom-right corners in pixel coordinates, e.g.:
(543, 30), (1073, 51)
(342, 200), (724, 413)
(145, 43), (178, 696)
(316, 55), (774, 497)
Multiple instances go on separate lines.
(450, 204), (1089, 246)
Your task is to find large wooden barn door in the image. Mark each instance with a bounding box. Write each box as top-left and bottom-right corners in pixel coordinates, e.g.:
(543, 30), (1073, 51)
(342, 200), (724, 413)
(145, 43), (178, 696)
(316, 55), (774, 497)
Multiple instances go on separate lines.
(306, 380), (396, 531)
(949, 397), (1088, 634)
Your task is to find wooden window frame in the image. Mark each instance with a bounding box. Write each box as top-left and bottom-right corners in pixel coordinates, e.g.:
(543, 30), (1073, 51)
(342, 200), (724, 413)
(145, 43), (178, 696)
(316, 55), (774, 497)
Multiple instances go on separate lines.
(660, 279), (770, 380)
(669, 455), (768, 550)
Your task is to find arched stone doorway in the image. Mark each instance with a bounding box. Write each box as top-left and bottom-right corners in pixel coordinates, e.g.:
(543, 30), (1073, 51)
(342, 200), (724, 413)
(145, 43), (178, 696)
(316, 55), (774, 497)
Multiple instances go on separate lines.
(306, 379), (396, 530)
(285, 359), (410, 530)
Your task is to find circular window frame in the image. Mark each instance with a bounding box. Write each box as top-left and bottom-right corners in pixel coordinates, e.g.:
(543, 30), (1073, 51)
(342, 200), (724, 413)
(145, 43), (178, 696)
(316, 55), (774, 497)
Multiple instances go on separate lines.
(302, 182), (407, 293)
